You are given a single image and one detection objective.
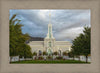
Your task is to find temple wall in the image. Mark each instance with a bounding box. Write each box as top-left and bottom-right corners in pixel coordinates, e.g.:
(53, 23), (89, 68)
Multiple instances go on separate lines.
(27, 41), (44, 53)
(27, 40), (72, 54)
(55, 41), (72, 45)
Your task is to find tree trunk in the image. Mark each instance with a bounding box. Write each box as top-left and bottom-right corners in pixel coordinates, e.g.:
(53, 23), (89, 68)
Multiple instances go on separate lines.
(32, 56), (33, 60)
(10, 56), (12, 63)
(73, 56), (75, 60)
(18, 56), (20, 62)
(79, 56), (80, 61)
(86, 55), (88, 63)
(19, 58), (20, 62)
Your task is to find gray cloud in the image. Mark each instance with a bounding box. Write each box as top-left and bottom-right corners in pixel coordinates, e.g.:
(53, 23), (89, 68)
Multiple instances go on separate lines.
(10, 9), (91, 42)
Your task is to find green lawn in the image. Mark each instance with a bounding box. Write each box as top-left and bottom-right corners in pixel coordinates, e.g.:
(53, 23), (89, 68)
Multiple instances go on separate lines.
(10, 60), (90, 64)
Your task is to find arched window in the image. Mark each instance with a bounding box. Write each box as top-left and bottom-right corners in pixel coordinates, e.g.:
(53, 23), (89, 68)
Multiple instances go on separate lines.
(39, 50), (42, 56)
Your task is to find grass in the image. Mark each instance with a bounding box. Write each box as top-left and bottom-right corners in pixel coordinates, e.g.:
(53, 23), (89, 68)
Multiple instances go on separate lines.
(10, 60), (90, 64)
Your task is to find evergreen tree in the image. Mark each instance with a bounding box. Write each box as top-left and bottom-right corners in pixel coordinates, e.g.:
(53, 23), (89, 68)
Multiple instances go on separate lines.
(70, 27), (91, 62)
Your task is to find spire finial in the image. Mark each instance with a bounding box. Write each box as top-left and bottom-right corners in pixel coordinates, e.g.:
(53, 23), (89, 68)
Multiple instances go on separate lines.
(49, 11), (51, 24)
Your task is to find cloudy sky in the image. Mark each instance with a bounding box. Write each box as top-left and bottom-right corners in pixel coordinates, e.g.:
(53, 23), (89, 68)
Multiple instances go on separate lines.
(9, 9), (91, 42)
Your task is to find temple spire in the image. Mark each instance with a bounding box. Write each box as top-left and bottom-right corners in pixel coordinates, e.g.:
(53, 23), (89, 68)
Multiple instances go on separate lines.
(45, 10), (54, 39)
(49, 11), (51, 24)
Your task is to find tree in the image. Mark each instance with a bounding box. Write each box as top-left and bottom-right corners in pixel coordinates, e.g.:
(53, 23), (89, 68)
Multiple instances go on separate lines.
(63, 51), (68, 56)
(33, 52), (37, 56)
(71, 27), (91, 62)
(81, 27), (91, 62)
(9, 14), (32, 60)
(68, 49), (75, 60)
(22, 44), (32, 58)
(71, 34), (84, 61)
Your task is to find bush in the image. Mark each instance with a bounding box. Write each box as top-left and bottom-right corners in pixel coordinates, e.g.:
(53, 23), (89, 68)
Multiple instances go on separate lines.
(43, 51), (47, 56)
(56, 56), (63, 60)
(63, 52), (68, 56)
(38, 56), (43, 60)
(34, 56), (37, 60)
(48, 56), (52, 60)
(53, 51), (58, 55)
(33, 52), (37, 56)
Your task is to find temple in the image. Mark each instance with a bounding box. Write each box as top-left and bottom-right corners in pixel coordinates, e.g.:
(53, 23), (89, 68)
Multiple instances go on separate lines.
(27, 12), (72, 55)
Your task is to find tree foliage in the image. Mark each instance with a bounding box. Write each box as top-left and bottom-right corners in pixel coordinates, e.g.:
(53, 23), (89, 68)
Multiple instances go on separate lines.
(70, 27), (91, 62)
(10, 14), (32, 58)
(43, 51), (47, 55)
(63, 52), (68, 56)
(33, 52), (37, 56)
(53, 51), (58, 55)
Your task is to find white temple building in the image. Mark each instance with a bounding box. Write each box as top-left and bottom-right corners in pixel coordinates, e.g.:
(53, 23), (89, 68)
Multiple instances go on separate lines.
(27, 13), (72, 55)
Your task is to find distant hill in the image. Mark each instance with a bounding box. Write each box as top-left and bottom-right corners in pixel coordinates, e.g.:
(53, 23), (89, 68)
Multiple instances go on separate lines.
(29, 36), (44, 41)
(26, 36), (44, 44)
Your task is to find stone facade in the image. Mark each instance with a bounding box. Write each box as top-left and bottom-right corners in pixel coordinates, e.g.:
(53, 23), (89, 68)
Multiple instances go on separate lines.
(27, 14), (72, 54)
(28, 41), (72, 54)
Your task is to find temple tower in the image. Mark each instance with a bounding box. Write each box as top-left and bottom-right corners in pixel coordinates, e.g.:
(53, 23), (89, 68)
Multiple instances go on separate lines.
(46, 13), (54, 39)
(44, 12), (55, 54)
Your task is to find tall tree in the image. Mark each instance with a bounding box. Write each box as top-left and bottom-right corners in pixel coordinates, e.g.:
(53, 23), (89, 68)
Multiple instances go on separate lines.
(9, 14), (32, 59)
(71, 27), (91, 62)
(81, 27), (91, 62)
(68, 49), (75, 60)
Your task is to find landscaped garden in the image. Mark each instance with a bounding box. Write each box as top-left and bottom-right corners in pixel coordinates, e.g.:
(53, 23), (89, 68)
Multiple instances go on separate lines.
(9, 14), (91, 64)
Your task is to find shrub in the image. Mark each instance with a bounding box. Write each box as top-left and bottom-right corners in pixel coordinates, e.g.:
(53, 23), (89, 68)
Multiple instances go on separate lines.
(63, 52), (68, 56)
(43, 51), (47, 56)
(38, 56), (43, 60)
(48, 56), (52, 60)
(53, 51), (58, 55)
(33, 52), (37, 56)
(56, 56), (63, 60)
(34, 56), (37, 60)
